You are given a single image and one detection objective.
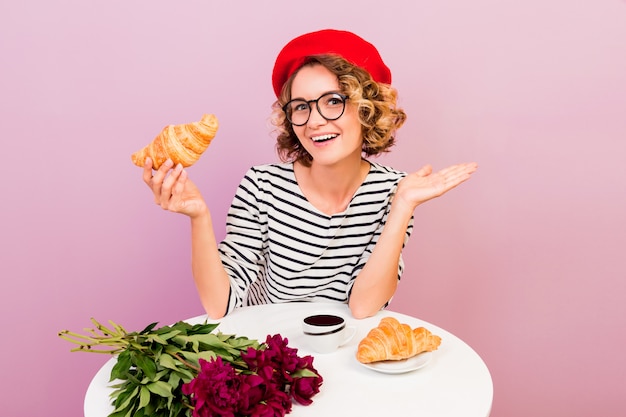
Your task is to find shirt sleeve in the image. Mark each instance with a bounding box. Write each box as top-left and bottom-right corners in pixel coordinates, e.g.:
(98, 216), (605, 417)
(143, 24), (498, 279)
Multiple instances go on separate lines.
(218, 168), (266, 314)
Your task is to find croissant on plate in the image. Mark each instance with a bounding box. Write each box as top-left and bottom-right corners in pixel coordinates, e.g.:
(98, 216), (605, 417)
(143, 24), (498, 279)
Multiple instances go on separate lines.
(356, 317), (441, 364)
(131, 114), (219, 169)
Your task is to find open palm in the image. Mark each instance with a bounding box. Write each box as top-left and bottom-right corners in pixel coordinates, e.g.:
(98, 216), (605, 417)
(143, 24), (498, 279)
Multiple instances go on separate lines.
(395, 163), (478, 210)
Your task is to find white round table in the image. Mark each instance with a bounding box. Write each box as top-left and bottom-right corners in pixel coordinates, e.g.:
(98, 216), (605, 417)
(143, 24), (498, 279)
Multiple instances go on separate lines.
(84, 302), (492, 416)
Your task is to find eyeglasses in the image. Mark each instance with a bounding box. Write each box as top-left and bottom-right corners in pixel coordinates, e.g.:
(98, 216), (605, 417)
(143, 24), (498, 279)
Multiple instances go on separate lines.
(282, 92), (349, 126)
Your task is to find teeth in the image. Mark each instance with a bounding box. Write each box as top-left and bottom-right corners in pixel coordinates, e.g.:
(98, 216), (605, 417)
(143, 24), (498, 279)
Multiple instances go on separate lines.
(311, 134), (338, 142)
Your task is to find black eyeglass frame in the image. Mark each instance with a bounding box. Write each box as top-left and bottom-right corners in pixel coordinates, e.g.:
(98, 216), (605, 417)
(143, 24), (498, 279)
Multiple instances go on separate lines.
(281, 92), (349, 126)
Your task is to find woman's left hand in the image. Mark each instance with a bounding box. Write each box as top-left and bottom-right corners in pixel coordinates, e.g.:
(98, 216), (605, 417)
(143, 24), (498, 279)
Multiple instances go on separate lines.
(394, 162), (478, 211)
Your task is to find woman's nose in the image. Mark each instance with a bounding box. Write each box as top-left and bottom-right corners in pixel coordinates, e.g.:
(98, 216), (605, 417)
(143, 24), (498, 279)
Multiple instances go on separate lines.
(307, 104), (327, 126)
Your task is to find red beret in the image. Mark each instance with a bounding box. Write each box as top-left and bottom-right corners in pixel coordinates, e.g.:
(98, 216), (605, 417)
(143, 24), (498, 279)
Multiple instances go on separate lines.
(271, 29), (392, 97)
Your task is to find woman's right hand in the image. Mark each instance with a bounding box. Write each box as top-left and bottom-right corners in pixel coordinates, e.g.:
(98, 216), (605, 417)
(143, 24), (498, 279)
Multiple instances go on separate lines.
(142, 157), (208, 218)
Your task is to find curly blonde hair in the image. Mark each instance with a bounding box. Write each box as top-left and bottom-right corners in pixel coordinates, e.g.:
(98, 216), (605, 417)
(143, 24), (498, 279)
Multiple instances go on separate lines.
(271, 55), (406, 166)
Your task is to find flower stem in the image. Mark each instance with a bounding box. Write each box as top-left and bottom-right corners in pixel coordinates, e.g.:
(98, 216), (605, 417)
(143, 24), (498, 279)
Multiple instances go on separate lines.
(171, 351), (201, 372)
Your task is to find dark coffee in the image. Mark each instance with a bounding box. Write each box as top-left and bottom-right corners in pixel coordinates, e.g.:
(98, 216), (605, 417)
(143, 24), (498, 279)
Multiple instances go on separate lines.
(304, 314), (344, 327)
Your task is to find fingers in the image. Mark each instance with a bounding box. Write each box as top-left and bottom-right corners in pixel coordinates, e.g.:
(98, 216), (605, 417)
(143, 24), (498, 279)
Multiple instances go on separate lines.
(140, 157), (194, 213)
(148, 159), (173, 202)
(435, 163), (477, 180)
(142, 157), (154, 185)
(415, 164), (433, 177)
(172, 168), (188, 196)
(438, 162), (478, 190)
(141, 158), (183, 208)
(437, 162), (477, 176)
(412, 162), (477, 183)
(159, 163), (184, 208)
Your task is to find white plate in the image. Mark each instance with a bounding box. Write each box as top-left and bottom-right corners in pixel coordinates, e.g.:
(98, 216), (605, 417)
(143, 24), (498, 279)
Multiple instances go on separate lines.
(360, 352), (433, 374)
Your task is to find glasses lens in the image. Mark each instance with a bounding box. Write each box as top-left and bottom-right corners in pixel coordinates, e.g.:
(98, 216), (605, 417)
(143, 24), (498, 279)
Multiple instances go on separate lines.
(285, 100), (310, 126)
(317, 93), (346, 121)
(283, 93), (347, 126)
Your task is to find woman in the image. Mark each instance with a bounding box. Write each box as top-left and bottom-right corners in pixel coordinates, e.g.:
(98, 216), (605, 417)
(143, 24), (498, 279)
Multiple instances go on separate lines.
(143, 29), (477, 319)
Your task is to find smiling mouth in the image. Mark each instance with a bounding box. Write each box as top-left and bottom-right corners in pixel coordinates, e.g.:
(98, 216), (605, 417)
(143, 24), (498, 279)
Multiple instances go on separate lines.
(311, 134), (338, 143)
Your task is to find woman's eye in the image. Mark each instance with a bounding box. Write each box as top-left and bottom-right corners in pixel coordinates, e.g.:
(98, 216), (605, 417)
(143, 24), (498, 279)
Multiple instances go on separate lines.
(325, 96), (343, 106)
(293, 102), (309, 112)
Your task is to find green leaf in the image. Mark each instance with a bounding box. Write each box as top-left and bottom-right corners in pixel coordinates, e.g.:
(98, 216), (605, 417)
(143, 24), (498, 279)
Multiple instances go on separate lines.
(125, 370), (142, 385)
(216, 332), (231, 342)
(158, 353), (179, 371)
(197, 351), (218, 362)
(110, 350), (132, 381)
(186, 322), (220, 335)
(146, 381), (173, 399)
(138, 386), (151, 410)
(174, 367), (195, 382)
(292, 368), (319, 378)
(167, 371), (181, 389)
(147, 334), (168, 345)
(123, 403), (136, 417)
(179, 351), (200, 364)
(169, 400), (189, 417)
(154, 369), (170, 381)
(140, 321), (159, 334)
(152, 343), (164, 357)
(171, 335), (190, 349)
(143, 400), (157, 416)
(155, 329), (182, 341)
(134, 352), (157, 380)
(108, 410), (130, 417)
(112, 385), (138, 412)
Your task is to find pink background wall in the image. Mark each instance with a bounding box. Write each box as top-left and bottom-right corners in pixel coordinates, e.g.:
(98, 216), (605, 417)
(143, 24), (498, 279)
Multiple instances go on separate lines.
(1, 1), (625, 416)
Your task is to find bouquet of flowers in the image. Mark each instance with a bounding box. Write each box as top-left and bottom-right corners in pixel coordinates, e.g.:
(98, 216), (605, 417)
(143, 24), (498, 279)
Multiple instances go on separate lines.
(59, 318), (323, 417)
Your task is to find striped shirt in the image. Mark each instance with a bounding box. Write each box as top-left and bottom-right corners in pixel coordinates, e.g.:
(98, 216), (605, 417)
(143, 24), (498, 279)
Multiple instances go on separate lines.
(218, 161), (414, 314)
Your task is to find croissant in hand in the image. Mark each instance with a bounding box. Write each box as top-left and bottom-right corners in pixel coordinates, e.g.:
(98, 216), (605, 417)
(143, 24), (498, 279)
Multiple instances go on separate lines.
(356, 317), (442, 364)
(131, 114), (219, 169)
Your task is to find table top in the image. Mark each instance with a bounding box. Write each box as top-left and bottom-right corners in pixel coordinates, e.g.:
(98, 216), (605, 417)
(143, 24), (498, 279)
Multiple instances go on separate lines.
(84, 302), (492, 417)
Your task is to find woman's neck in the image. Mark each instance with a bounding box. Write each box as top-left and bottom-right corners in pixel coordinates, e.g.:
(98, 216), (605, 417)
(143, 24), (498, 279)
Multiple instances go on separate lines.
(294, 157), (371, 215)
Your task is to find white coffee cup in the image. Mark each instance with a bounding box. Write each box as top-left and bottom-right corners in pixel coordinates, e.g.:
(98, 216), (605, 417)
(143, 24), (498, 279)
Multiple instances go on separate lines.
(302, 314), (357, 354)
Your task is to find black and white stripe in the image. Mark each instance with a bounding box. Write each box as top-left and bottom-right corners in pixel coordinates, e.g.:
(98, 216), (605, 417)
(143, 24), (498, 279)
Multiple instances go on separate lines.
(218, 161), (413, 314)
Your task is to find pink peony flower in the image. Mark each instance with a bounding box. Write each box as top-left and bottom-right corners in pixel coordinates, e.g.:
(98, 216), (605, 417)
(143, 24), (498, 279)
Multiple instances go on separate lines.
(182, 357), (242, 417)
(184, 334), (322, 416)
(291, 374), (323, 406)
(264, 335), (301, 377)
